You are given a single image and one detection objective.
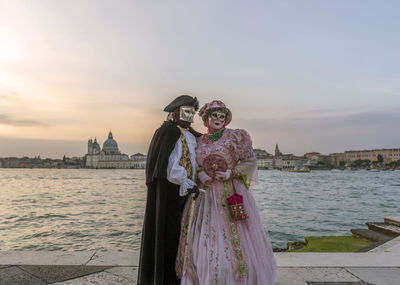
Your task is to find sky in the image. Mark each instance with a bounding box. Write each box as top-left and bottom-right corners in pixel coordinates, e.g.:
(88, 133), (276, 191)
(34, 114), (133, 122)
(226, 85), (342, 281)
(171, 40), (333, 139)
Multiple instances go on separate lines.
(0, 0), (399, 158)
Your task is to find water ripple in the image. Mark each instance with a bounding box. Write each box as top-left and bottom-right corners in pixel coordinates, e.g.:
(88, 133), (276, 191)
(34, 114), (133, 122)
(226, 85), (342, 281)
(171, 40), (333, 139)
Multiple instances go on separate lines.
(0, 169), (399, 250)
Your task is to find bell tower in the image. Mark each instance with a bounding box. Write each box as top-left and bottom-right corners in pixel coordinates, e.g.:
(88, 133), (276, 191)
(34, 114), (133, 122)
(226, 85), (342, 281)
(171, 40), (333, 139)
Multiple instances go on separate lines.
(275, 144), (282, 158)
(88, 139), (93, 155)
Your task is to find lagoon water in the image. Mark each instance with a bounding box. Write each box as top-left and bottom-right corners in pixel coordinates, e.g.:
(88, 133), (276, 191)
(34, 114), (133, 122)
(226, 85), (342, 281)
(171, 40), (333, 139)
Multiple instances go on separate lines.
(0, 169), (399, 251)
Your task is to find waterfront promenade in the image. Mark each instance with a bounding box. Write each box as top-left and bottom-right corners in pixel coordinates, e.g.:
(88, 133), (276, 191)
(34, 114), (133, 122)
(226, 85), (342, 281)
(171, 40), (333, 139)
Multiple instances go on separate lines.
(0, 236), (399, 285)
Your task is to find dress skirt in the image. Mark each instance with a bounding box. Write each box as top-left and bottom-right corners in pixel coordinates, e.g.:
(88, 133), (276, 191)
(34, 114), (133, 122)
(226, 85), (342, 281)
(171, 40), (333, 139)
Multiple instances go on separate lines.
(176, 178), (278, 285)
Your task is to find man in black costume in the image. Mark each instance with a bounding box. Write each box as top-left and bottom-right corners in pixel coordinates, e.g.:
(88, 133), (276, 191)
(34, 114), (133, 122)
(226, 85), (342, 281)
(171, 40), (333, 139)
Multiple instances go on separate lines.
(138, 95), (201, 285)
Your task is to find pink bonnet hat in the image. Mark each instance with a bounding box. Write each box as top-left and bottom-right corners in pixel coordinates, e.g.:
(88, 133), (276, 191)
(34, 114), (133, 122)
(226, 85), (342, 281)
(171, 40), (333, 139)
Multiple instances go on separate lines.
(198, 100), (232, 126)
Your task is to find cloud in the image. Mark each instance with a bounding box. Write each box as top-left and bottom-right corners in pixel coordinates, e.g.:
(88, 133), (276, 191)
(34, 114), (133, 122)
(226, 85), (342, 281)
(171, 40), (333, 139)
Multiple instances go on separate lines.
(0, 90), (49, 127)
(236, 108), (400, 155)
(0, 114), (47, 127)
(241, 108), (400, 132)
(0, 91), (19, 101)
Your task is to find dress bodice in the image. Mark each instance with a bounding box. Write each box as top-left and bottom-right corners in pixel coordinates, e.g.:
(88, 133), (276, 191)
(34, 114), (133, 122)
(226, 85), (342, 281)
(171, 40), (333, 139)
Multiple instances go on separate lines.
(196, 128), (255, 170)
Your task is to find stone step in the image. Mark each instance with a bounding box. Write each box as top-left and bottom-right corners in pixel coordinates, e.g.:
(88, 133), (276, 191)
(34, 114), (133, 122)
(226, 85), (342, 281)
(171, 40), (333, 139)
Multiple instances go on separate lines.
(351, 229), (393, 242)
(384, 216), (400, 227)
(356, 240), (388, 252)
(366, 222), (400, 237)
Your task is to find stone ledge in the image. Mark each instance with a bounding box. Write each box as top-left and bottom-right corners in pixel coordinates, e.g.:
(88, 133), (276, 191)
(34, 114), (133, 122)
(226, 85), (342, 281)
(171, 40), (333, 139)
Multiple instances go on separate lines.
(86, 251), (139, 266)
(0, 248), (399, 268)
(0, 251), (138, 266)
(275, 251), (400, 267)
(0, 251), (96, 266)
(368, 235), (400, 253)
(384, 216), (400, 227)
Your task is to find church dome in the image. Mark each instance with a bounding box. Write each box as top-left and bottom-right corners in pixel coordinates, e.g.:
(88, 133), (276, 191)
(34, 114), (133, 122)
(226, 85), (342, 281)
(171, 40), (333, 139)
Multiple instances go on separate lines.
(103, 131), (119, 154)
(93, 138), (100, 150)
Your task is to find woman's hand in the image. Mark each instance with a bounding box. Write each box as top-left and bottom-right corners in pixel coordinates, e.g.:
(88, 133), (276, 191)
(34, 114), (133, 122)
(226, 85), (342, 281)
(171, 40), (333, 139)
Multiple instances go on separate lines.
(198, 171), (213, 185)
(215, 169), (232, 181)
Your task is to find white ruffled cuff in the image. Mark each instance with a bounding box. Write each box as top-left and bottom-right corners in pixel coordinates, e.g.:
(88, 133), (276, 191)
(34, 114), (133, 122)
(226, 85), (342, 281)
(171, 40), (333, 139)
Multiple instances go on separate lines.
(180, 178), (196, 197)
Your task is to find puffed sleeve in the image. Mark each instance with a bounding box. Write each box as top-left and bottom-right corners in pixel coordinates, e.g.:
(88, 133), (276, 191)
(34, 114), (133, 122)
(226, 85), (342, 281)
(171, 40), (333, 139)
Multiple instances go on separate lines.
(167, 138), (196, 196)
(231, 129), (258, 186)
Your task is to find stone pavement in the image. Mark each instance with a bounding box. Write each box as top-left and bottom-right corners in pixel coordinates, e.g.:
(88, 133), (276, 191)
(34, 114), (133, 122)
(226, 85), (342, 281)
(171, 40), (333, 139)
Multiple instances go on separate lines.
(0, 236), (399, 284)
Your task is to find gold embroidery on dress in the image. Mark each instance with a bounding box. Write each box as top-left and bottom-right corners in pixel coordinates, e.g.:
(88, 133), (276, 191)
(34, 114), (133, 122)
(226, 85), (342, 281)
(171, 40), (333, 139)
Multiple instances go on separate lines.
(179, 134), (193, 179)
(222, 181), (248, 278)
(179, 132), (194, 278)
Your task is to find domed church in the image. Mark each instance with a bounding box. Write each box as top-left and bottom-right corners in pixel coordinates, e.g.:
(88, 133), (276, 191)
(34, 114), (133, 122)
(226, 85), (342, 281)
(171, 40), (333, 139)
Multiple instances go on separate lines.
(86, 131), (133, 168)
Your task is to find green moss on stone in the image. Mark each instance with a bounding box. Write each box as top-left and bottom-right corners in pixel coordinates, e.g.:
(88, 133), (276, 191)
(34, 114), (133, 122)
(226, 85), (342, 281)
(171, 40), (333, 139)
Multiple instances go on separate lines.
(287, 235), (374, 252)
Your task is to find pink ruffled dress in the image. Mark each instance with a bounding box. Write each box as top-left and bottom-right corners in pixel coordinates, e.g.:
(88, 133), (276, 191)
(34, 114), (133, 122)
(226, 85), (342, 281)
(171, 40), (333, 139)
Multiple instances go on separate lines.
(176, 128), (278, 285)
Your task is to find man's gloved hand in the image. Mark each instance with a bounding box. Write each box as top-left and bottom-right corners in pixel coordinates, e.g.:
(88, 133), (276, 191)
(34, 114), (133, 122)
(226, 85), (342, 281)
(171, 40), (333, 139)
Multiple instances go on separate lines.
(187, 185), (200, 199)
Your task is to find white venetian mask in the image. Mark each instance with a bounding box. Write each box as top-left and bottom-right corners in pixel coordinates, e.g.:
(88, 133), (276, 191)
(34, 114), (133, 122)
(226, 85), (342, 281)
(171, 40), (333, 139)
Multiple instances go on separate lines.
(179, 106), (196, 123)
(207, 110), (226, 131)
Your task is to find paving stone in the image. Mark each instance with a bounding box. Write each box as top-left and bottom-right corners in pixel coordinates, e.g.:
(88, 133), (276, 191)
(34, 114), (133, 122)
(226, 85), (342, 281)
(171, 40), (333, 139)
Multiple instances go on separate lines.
(0, 266), (46, 285)
(105, 266), (137, 283)
(0, 265), (10, 269)
(276, 268), (308, 285)
(388, 243), (400, 253)
(347, 267), (400, 285)
(291, 267), (361, 283)
(20, 265), (111, 283)
(53, 271), (133, 284)
(86, 251), (138, 266)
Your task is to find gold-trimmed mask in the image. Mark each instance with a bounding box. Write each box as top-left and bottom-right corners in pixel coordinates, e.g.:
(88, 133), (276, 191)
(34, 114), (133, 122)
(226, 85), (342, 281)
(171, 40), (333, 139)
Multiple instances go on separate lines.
(179, 106), (196, 123)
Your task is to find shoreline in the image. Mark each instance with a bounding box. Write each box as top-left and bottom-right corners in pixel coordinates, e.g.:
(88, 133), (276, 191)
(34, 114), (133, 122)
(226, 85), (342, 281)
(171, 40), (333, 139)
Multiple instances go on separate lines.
(275, 216), (400, 253)
(1, 237), (399, 284)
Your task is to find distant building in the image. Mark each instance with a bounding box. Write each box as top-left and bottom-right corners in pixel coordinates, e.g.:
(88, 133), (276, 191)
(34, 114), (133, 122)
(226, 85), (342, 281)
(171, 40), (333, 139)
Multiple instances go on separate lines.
(254, 148), (274, 169)
(86, 131), (132, 169)
(274, 157), (297, 169)
(0, 156), (66, 168)
(329, 148), (400, 167)
(304, 152), (320, 160)
(273, 144), (313, 170)
(131, 153), (147, 169)
(273, 144), (298, 169)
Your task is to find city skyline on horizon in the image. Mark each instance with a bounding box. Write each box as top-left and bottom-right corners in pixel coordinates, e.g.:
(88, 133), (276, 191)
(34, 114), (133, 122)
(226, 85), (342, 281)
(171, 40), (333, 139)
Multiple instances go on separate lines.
(1, 1), (400, 158)
(0, 129), (399, 159)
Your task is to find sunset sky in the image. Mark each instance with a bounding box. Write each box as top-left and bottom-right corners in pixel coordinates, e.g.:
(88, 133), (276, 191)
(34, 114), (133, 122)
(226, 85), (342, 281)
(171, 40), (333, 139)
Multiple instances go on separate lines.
(1, 0), (399, 158)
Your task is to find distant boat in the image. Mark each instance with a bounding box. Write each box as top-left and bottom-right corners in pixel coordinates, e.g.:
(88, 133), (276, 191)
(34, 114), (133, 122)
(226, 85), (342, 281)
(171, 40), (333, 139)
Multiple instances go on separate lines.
(288, 169), (311, 173)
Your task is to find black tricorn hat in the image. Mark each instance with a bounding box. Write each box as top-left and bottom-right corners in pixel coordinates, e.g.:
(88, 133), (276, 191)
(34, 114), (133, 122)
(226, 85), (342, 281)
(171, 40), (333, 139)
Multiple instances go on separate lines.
(163, 95), (199, 112)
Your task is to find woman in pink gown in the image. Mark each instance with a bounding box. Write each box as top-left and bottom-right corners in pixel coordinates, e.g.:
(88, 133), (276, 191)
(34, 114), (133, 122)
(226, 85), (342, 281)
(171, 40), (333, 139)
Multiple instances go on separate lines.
(176, 100), (278, 285)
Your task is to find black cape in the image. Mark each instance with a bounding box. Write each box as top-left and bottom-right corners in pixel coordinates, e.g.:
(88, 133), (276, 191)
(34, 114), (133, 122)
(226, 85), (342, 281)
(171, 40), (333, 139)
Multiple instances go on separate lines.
(138, 121), (200, 285)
